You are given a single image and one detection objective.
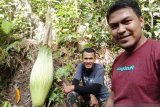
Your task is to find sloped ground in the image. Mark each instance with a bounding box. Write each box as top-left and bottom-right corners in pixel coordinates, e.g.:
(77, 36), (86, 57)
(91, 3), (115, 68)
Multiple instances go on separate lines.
(0, 43), (38, 107)
(1, 60), (33, 107)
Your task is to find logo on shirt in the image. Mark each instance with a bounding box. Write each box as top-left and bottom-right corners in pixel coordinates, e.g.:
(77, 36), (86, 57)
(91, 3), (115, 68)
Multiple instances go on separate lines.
(116, 65), (135, 72)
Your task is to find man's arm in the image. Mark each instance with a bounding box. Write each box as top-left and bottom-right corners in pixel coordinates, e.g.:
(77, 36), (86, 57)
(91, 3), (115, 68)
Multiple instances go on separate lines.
(73, 78), (101, 94)
(106, 91), (114, 107)
(64, 78), (101, 94)
(72, 78), (79, 85)
(74, 83), (101, 94)
(63, 78), (79, 94)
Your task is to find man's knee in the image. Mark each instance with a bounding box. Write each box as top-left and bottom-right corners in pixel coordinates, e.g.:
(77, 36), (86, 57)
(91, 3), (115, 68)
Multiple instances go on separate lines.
(66, 91), (80, 107)
(67, 91), (78, 100)
(67, 91), (79, 103)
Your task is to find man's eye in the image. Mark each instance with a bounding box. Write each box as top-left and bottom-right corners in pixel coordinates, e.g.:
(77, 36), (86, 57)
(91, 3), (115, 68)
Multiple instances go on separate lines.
(110, 24), (118, 30)
(124, 20), (131, 25)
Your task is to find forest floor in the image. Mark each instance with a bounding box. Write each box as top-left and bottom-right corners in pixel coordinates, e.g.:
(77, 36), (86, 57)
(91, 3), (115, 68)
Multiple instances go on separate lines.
(1, 60), (33, 107)
(0, 44), (38, 107)
(0, 43), (113, 107)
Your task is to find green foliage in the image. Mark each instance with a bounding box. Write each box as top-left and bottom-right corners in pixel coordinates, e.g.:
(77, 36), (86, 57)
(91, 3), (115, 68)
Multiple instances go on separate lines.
(1, 20), (14, 35)
(30, 0), (48, 21)
(77, 0), (111, 47)
(0, 48), (8, 66)
(140, 0), (160, 39)
(1, 101), (12, 107)
(55, 65), (72, 82)
(6, 41), (23, 53)
(0, 0), (159, 105)
(54, 1), (79, 45)
(0, 0), (24, 64)
(105, 62), (112, 74)
(47, 87), (64, 107)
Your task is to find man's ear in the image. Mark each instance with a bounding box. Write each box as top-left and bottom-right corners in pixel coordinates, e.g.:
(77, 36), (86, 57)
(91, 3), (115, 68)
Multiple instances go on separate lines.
(139, 16), (144, 28)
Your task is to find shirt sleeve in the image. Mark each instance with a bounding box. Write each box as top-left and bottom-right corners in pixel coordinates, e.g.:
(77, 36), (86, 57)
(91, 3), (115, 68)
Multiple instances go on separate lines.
(72, 78), (79, 85)
(92, 64), (105, 85)
(74, 83), (101, 94)
(74, 63), (83, 80)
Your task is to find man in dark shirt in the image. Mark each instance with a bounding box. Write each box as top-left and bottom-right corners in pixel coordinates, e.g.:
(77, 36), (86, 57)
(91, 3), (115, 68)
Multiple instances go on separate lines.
(64, 48), (109, 107)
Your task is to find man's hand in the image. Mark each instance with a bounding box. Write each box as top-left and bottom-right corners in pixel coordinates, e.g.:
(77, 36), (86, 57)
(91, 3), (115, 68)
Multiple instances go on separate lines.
(106, 91), (114, 107)
(89, 94), (99, 107)
(63, 85), (74, 94)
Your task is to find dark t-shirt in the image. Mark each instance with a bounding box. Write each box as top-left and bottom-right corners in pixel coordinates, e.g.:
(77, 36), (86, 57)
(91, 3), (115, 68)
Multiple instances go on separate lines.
(74, 63), (109, 100)
(112, 39), (160, 106)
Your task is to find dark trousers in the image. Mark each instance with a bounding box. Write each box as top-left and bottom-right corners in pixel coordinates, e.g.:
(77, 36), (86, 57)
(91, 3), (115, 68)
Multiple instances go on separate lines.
(66, 91), (107, 107)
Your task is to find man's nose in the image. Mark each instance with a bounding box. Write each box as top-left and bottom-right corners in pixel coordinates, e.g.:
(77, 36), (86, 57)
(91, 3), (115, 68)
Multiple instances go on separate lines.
(86, 59), (91, 62)
(117, 24), (125, 35)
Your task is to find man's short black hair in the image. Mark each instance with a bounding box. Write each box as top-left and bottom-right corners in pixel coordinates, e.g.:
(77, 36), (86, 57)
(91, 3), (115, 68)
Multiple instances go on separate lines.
(106, 0), (142, 23)
(82, 48), (96, 57)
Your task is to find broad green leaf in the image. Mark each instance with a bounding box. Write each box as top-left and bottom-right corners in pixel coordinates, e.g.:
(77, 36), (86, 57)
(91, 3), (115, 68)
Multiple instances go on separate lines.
(2, 101), (12, 107)
(1, 20), (13, 35)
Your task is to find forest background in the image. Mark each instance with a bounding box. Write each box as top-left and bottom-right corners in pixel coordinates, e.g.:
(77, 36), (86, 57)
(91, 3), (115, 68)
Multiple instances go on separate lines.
(0, 0), (159, 106)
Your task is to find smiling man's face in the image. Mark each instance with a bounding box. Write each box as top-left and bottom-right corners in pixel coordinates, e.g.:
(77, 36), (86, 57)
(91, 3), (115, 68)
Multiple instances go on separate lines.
(82, 51), (96, 69)
(108, 7), (144, 51)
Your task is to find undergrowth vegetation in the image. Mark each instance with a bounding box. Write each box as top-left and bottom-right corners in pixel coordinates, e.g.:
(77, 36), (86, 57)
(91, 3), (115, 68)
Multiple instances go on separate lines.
(0, 0), (159, 106)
